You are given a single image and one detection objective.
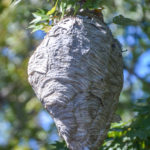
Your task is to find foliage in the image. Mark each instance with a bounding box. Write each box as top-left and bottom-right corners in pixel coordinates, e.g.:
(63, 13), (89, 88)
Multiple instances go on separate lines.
(12, 0), (137, 32)
(29, 9), (51, 33)
(0, 0), (150, 150)
(100, 97), (150, 150)
(51, 141), (68, 150)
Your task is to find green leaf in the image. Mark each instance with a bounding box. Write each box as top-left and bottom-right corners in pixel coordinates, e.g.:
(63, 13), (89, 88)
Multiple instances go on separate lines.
(30, 25), (44, 33)
(28, 24), (36, 29)
(113, 15), (137, 26)
(37, 8), (46, 14)
(29, 13), (42, 24)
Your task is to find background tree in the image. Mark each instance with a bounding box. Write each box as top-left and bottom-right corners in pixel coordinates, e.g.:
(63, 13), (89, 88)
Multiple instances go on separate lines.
(0, 0), (150, 150)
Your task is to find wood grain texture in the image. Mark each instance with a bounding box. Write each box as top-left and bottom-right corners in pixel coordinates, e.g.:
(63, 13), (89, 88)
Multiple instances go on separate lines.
(28, 15), (123, 150)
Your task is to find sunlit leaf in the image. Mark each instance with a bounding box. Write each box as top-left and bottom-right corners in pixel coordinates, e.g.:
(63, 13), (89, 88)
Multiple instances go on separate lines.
(47, 0), (59, 15)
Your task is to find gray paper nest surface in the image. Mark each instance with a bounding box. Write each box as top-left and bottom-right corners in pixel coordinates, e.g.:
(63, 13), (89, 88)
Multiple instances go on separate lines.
(28, 16), (123, 150)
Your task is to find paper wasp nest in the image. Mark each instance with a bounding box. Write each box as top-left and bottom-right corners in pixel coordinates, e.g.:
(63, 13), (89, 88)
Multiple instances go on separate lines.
(28, 15), (123, 150)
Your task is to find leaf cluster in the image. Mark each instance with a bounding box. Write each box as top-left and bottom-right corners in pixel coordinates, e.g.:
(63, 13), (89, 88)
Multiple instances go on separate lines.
(12, 0), (137, 33)
(100, 97), (150, 150)
(28, 9), (53, 33)
(30, 0), (137, 32)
